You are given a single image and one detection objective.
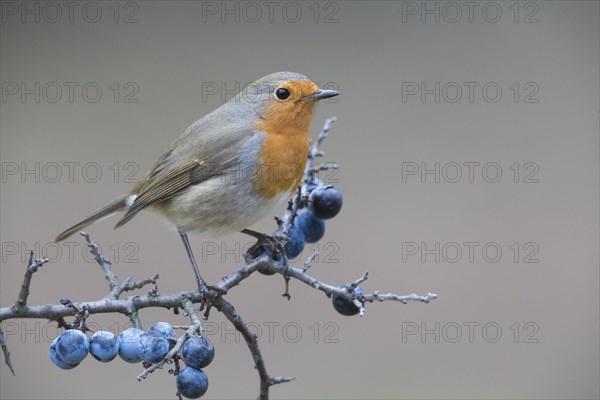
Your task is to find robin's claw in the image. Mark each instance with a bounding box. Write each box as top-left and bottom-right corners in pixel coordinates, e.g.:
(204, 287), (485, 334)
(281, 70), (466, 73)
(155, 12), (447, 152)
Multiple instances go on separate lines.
(242, 229), (287, 261)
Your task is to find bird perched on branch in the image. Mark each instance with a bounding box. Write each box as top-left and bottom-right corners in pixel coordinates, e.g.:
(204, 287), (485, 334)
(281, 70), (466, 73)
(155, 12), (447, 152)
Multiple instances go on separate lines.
(56, 71), (339, 296)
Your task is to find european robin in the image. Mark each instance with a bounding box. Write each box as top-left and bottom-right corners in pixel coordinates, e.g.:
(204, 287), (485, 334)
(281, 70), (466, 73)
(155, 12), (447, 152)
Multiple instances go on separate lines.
(56, 71), (339, 294)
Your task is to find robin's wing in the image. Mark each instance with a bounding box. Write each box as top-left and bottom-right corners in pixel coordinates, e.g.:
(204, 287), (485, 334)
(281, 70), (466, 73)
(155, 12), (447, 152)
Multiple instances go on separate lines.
(114, 137), (247, 229)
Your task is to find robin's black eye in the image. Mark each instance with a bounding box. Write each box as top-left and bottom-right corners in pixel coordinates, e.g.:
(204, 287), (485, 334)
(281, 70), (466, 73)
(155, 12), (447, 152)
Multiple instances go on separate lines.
(275, 87), (290, 100)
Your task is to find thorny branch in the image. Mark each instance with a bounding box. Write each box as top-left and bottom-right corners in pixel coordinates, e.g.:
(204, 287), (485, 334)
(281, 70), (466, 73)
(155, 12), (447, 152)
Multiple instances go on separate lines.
(0, 326), (15, 376)
(14, 252), (49, 310)
(82, 231), (159, 300)
(212, 296), (294, 399)
(0, 118), (438, 399)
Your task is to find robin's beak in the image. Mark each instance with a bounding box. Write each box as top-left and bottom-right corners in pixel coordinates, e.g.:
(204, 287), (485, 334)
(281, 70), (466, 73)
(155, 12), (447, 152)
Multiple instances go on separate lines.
(305, 89), (340, 101)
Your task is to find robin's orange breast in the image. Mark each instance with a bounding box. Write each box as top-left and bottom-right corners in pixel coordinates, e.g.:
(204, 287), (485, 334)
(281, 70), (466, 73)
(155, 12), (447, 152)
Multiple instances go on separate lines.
(252, 99), (314, 199)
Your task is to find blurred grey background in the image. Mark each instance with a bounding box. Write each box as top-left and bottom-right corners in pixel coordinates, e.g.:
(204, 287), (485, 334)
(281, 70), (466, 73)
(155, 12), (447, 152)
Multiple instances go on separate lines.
(1, 1), (598, 399)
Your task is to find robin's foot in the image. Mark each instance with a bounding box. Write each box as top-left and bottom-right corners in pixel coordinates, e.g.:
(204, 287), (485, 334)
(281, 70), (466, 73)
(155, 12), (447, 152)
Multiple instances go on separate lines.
(195, 280), (226, 303)
(196, 278), (211, 304)
(242, 229), (271, 250)
(207, 285), (227, 295)
(242, 229), (287, 260)
(179, 230), (224, 304)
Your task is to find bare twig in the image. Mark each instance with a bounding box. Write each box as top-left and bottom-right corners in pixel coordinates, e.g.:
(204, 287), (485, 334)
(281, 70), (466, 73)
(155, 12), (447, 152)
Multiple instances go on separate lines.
(0, 269), (437, 323)
(212, 296), (294, 399)
(114, 275), (160, 299)
(14, 252), (49, 310)
(281, 266), (362, 298)
(59, 298), (91, 331)
(362, 291), (438, 304)
(128, 308), (142, 329)
(0, 253), (272, 322)
(81, 232), (159, 300)
(0, 326), (15, 376)
(0, 220), (433, 322)
(315, 162), (338, 173)
(54, 317), (70, 330)
(302, 250), (319, 272)
(281, 267), (437, 307)
(81, 232), (118, 292)
(0, 291), (190, 322)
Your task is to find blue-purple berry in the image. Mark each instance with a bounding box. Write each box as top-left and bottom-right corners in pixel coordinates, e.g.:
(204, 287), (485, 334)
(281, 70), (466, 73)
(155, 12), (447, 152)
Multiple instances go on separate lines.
(55, 329), (89, 365)
(118, 328), (144, 363)
(141, 331), (169, 363)
(177, 367), (209, 399)
(90, 331), (119, 362)
(283, 224), (305, 259)
(308, 186), (343, 219)
(296, 209), (326, 243)
(332, 285), (364, 316)
(148, 321), (176, 341)
(50, 337), (78, 370)
(182, 336), (215, 369)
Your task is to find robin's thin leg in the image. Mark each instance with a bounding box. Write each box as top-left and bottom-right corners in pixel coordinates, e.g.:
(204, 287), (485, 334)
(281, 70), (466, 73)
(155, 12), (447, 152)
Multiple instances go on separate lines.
(178, 230), (209, 296)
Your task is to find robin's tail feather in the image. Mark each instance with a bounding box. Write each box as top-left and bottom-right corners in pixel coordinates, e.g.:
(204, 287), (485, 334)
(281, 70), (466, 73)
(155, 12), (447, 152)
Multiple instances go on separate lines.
(55, 195), (132, 242)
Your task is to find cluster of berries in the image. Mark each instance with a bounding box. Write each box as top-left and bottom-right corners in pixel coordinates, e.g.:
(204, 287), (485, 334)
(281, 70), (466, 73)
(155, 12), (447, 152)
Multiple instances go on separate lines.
(254, 183), (343, 264)
(49, 322), (215, 398)
(287, 184), (343, 258)
(252, 182), (364, 316)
